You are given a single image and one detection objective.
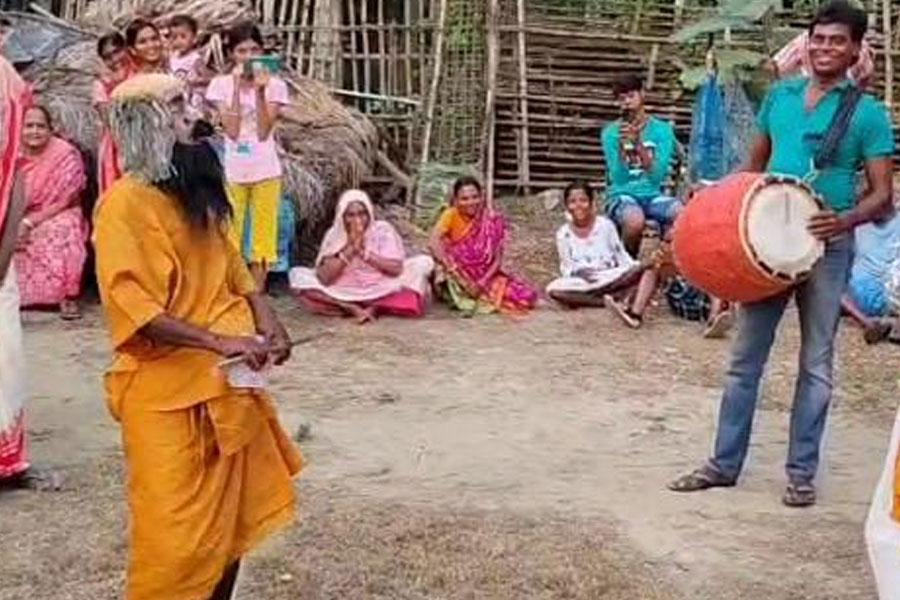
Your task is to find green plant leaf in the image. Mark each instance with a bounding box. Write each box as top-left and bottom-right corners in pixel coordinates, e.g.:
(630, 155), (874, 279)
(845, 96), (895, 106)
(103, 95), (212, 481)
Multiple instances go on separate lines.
(670, 16), (750, 43)
(679, 49), (768, 89)
(717, 0), (782, 21)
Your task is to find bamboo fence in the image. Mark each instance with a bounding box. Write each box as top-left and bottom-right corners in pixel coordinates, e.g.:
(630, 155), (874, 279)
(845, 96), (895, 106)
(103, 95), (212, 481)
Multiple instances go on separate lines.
(491, 0), (900, 192)
(41, 0), (900, 195)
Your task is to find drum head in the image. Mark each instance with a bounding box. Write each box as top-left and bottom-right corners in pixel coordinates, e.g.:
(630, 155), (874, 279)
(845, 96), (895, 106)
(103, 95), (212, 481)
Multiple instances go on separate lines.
(744, 179), (825, 281)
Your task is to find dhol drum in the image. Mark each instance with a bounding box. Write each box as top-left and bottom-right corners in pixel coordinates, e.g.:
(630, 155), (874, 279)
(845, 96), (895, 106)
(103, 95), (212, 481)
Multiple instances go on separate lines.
(672, 173), (825, 303)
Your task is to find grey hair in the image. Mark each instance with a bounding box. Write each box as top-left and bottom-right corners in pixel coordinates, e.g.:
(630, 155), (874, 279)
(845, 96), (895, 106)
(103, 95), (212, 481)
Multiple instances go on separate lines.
(107, 97), (176, 183)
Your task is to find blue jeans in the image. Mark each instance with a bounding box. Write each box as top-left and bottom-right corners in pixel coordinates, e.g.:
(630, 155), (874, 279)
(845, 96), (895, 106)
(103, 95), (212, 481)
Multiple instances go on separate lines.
(709, 234), (854, 483)
(607, 194), (681, 227)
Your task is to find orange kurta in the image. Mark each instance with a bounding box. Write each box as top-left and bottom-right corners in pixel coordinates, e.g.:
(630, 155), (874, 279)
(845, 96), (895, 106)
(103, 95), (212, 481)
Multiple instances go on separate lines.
(93, 176), (302, 600)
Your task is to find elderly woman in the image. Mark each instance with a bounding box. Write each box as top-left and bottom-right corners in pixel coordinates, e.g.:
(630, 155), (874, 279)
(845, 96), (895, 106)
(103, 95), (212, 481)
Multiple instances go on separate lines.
(13, 106), (87, 319)
(289, 189), (434, 324)
(430, 177), (537, 314)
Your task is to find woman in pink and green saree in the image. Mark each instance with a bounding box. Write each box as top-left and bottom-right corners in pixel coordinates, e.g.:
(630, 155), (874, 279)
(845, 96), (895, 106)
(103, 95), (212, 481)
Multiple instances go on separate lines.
(429, 177), (537, 315)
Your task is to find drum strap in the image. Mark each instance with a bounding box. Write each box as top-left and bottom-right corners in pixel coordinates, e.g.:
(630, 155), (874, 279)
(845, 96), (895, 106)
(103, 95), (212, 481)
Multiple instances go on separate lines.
(812, 86), (863, 171)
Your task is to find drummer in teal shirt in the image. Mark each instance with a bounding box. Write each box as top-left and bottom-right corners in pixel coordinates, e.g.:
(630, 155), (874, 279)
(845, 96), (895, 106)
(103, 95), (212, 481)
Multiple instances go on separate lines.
(670, 0), (894, 509)
(756, 76), (893, 212)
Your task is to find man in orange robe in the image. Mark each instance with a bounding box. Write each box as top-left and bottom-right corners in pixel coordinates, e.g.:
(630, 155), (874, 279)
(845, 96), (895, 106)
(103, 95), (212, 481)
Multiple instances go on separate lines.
(93, 74), (302, 600)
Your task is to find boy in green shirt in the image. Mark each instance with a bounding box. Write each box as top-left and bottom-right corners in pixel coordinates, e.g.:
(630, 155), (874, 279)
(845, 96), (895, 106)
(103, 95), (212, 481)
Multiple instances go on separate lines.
(601, 74), (679, 256)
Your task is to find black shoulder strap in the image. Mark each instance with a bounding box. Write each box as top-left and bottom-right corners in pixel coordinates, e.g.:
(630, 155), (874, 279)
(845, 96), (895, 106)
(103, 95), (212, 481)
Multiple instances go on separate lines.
(813, 86), (863, 170)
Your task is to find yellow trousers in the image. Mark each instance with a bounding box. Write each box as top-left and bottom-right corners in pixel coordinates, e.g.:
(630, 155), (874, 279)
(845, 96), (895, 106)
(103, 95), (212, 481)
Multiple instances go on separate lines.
(227, 178), (281, 264)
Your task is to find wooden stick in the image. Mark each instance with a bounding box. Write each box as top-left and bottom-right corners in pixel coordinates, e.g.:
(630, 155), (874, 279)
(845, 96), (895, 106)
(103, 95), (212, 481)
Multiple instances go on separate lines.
(419, 0), (446, 167)
(884, 0), (894, 110)
(515, 0), (531, 196)
(361, 0), (371, 99)
(482, 0), (500, 208)
(376, 149), (413, 189)
(404, 0), (414, 164)
(348, 0), (360, 105)
(217, 332), (332, 368)
(297, 0), (310, 77)
(646, 43), (659, 90)
(329, 87), (421, 105)
(378, 0), (387, 98)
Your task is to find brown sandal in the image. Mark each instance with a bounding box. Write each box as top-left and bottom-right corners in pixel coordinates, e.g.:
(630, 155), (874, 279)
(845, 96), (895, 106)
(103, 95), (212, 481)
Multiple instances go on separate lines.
(668, 465), (736, 492)
(782, 481), (816, 508)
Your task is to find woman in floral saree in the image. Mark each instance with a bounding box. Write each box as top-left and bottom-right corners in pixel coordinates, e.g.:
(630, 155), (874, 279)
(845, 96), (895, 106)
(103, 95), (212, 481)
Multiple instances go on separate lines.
(429, 177), (537, 314)
(14, 106), (88, 319)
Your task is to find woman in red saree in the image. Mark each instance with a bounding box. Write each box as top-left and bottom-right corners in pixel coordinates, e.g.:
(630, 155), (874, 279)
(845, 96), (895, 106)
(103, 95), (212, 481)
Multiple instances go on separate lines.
(0, 55), (30, 485)
(14, 106), (88, 319)
(94, 21), (165, 195)
(93, 32), (134, 196)
(429, 177), (537, 314)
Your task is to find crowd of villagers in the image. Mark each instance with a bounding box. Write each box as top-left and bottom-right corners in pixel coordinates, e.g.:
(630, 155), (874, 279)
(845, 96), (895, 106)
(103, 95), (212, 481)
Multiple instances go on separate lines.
(2, 11), (899, 334)
(1, 1), (900, 598)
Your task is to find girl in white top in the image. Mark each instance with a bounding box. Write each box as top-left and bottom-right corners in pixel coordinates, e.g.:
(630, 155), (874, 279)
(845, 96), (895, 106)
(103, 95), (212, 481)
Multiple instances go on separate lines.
(547, 182), (659, 328)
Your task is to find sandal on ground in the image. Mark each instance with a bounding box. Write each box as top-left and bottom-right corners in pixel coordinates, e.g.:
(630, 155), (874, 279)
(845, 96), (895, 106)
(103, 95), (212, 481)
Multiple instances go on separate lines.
(782, 480), (816, 508)
(668, 465), (736, 493)
(703, 310), (734, 339)
(864, 320), (892, 345)
(1, 468), (64, 492)
(59, 299), (82, 321)
(603, 294), (642, 329)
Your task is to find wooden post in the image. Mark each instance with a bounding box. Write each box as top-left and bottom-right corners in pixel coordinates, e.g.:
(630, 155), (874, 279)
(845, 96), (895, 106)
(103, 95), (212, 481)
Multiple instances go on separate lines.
(362, 0), (372, 98)
(673, 0), (685, 28)
(404, 0), (414, 162)
(630, 0), (644, 35)
(646, 43), (659, 91)
(348, 0), (360, 103)
(378, 0), (388, 96)
(515, 0), (530, 195)
(419, 0), (446, 168)
(884, 0), (894, 110)
(482, 0), (499, 207)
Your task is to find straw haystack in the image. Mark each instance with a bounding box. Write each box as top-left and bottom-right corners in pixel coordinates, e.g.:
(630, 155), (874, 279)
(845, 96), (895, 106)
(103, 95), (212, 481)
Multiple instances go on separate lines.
(3, 9), (379, 257)
(78, 0), (256, 36)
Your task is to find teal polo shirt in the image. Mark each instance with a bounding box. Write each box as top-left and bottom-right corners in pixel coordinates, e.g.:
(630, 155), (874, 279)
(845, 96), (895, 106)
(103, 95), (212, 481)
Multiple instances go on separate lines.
(601, 115), (676, 201)
(756, 77), (895, 212)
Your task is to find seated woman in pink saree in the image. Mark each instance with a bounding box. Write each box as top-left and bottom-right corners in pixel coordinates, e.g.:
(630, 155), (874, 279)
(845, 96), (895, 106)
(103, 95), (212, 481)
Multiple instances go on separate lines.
(14, 106), (88, 319)
(289, 189), (434, 324)
(429, 177), (538, 314)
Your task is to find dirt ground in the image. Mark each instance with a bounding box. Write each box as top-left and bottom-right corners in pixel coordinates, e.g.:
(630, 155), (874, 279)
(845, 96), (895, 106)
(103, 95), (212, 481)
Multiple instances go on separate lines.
(1, 199), (897, 599)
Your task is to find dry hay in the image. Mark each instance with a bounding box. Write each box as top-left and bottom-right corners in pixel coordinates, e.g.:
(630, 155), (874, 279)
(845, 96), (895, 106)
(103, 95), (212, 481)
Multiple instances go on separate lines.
(25, 40), (102, 153)
(278, 76), (378, 257)
(77, 0), (256, 35)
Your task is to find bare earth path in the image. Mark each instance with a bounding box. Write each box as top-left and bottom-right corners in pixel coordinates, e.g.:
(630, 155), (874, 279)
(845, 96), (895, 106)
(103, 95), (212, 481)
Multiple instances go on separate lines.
(1, 294), (895, 599)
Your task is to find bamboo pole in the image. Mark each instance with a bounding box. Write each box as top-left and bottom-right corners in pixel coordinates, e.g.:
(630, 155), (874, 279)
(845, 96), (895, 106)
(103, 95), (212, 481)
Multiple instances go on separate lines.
(348, 0), (360, 103)
(297, 0), (311, 76)
(884, 0), (894, 110)
(418, 0), (446, 167)
(515, 0), (530, 196)
(404, 0), (414, 161)
(285, 0), (303, 65)
(378, 0), (388, 96)
(646, 43), (659, 90)
(361, 0), (371, 97)
(482, 0), (499, 207)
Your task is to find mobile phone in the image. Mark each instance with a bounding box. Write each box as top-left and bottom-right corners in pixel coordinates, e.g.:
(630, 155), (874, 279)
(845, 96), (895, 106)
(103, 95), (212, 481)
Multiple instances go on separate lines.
(247, 55), (281, 76)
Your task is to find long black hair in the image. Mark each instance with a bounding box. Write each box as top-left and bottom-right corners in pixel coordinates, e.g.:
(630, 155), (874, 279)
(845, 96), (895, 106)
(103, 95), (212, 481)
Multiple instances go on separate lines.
(124, 19), (159, 49)
(225, 22), (264, 55)
(154, 142), (232, 230)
